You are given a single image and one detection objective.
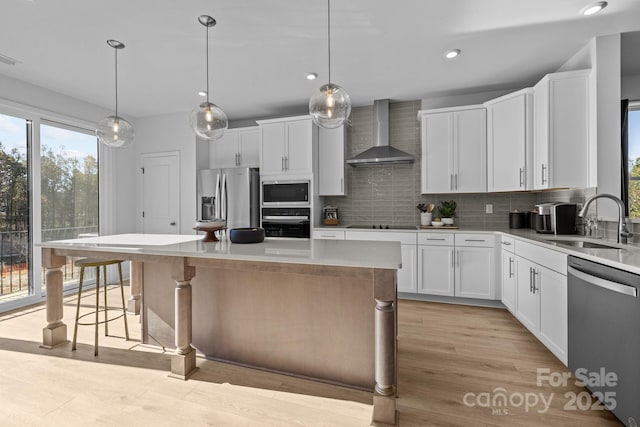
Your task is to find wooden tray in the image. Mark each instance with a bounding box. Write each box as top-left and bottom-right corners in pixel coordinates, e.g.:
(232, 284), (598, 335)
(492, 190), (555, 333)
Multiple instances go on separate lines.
(419, 225), (459, 229)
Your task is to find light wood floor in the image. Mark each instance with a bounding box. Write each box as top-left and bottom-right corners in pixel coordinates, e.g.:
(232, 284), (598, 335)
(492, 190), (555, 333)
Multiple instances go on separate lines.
(0, 287), (622, 426)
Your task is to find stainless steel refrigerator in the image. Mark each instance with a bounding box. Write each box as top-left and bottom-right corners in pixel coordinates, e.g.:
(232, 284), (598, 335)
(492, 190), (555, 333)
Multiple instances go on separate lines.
(198, 168), (260, 229)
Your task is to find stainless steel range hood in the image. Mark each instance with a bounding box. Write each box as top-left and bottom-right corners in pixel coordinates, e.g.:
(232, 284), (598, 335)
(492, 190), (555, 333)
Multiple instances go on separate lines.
(346, 99), (415, 167)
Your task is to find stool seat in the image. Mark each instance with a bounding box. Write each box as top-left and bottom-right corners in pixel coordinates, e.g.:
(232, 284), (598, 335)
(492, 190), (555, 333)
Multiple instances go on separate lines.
(72, 258), (129, 356)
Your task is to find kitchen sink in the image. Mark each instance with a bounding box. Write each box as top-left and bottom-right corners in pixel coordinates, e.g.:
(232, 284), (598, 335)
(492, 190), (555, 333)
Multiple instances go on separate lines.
(547, 239), (622, 250)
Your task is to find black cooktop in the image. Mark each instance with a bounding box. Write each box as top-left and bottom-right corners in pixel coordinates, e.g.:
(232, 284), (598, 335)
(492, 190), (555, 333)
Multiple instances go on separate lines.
(349, 224), (417, 230)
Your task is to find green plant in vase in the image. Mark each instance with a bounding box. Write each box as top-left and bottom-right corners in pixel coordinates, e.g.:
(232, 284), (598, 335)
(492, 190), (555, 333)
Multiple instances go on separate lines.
(438, 200), (457, 225)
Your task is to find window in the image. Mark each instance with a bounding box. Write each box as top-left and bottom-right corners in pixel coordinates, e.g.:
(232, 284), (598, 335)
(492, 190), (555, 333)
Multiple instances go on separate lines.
(628, 103), (640, 218)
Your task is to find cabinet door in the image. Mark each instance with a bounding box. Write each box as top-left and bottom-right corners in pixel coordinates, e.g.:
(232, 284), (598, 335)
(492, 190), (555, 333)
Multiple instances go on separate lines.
(501, 250), (516, 312)
(397, 244), (417, 293)
(487, 94), (527, 192)
(418, 245), (454, 296)
(455, 247), (494, 299)
(318, 126), (346, 195)
(238, 129), (260, 167)
(285, 120), (313, 174)
(260, 123), (286, 174)
(533, 78), (549, 189)
(210, 132), (239, 169)
(421, 113), (453, 193)
(515, 256), (538, 333)
(453, 109), (486, 192)
(538, 265), (568, 364)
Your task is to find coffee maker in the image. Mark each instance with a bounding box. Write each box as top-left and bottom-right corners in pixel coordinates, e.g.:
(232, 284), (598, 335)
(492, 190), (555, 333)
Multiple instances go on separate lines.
(534, 202), (577, 234)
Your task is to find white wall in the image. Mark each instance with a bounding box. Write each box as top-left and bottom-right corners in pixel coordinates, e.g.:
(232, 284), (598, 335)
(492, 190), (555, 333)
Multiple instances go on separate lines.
(133, 111), (197, 234)
(622, 75), (640, 100)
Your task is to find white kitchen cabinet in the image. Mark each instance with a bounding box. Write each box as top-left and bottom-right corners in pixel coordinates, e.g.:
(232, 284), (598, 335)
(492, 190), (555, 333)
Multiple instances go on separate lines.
(418, 245), (455, 295)
(533, 69), (591, 190)
(345, 230), (417, 294)
(418, 106), (486, 193)
(485, 88), (533, 192)
(258, 116), (314, 176)
(514, 239), (568, 365)
(417, 233), (494, 299)
(210, 127), (259, 169)
(312, 229), (345, 240)
(500, 236), (516, 313)
(454, 234), (495, 300)
(318, 125), (347, 196)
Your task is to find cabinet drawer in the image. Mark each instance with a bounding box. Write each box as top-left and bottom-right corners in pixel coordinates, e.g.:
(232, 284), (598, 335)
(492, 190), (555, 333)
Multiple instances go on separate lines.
(455, 233), (495, 247)
(345, 231), (417, 245)
(500, 235), (515, 252)
(417, 233), (454, 246)
(515, 239), (567, 275)
(313, 230), (345, 240)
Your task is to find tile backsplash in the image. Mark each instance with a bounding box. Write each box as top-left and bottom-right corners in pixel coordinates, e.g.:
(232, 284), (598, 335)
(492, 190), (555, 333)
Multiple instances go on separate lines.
(322, 100), (597, 230)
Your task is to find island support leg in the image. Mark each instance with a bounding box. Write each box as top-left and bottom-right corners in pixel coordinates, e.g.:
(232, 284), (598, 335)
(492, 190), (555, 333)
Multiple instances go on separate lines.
(127, 261), (142, 315)
(372, 269), (398, 426)
(170, 259), (197, 379)
(41, 248), (68, 349)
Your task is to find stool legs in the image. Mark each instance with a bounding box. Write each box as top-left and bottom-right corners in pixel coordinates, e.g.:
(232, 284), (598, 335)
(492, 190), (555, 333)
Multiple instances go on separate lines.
(103, 265), (108, 336)
(118, 262), (130, 341)
(71, 266), (85, 351)
(94, 266), (100, 356)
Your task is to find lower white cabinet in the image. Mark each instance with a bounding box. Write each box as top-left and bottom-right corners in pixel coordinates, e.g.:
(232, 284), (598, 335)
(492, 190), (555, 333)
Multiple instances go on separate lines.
(418, 245), (455, 295)
(513, 240), (568, 365)
(501, 248), (516, 313)
(312, 229), (345, 240)
(417, 233), (495, 300)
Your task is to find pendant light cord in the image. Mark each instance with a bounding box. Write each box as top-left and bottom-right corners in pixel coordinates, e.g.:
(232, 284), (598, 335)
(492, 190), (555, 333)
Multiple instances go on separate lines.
(327, 0), (331, 85)
(206, 23), (210, 105)
(114, 46), (119, 118)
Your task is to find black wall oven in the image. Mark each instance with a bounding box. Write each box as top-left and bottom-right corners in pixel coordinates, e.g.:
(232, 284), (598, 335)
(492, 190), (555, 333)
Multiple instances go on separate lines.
(262, 180), (309, 206)
(262, 207), (310, 238)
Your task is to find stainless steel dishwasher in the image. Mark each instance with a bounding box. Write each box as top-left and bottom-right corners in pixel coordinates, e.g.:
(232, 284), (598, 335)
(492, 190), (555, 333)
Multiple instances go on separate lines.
(568, 256), (639, 426)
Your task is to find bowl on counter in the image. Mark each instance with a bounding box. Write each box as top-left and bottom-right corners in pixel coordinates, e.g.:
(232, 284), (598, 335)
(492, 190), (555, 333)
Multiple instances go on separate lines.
(431, 221), (444, 227)
(229, 227), (265, 244)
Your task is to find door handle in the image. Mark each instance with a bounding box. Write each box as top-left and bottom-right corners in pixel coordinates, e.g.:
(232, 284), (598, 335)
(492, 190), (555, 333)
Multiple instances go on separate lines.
(541, 164), (547, 185)
(450, 174), (454, 191)
(568, 266), (638, 297)
(282, 156), (285, 171)
(454, 173), (458, 190)
(519, 168), (524, 187)
(508, 256), (514, 278)
(529, 267), (533, 292)
(285, 156), (289, 171)
(170, 221), (176, 226)
(532, 269), (539, 293)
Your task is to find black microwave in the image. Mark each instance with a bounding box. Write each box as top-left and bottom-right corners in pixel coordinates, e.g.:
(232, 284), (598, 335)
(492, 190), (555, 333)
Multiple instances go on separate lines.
(262, 180), (310, 206)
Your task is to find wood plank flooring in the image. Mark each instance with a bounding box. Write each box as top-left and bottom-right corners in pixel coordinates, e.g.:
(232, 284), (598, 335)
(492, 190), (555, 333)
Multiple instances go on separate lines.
(0, 287), (622, 426)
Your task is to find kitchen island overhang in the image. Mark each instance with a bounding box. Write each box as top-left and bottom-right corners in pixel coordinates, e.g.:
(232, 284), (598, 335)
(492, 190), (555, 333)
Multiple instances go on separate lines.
(38, 234), (400, 426)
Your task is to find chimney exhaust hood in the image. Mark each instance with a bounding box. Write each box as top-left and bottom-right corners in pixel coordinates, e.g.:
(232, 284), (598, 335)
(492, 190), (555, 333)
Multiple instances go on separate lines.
(346, 99), (415, 167)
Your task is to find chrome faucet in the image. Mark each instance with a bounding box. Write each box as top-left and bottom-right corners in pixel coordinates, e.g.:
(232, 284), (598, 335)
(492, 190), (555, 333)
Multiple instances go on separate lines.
(578, 193), (633, 244)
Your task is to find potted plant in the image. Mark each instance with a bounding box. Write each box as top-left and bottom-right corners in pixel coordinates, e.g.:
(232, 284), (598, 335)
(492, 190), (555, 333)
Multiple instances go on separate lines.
(438, 200), (457, 225)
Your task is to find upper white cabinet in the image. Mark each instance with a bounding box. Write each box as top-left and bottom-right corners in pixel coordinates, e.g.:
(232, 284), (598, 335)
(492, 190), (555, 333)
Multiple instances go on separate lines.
(210, 127), (259, 169)
(418, 106), (486, 193)
(318, 125), (347, 196)
(533, 69), (592, 190)
(257, 116), (315, 176)
(485, 88), (533, 192)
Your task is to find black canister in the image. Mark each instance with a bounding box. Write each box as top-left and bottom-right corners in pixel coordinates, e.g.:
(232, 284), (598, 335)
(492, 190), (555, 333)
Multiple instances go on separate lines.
(509, 211), (526, 229)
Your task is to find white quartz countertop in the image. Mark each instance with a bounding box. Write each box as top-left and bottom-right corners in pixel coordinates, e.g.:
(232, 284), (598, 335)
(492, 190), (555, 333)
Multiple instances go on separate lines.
(38, 234), (402, 270)
(314, 225), (640, 274)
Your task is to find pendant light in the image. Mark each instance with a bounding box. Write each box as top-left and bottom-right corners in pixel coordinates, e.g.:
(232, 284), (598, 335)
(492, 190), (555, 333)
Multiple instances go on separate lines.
(190, 15), (228, 140)
(96, 40), (134, 148)
(309, 0), (351, 129)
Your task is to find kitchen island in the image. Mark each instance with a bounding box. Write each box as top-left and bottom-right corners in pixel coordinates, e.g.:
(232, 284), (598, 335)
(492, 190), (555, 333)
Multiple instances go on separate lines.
(39, 234), (401, 425)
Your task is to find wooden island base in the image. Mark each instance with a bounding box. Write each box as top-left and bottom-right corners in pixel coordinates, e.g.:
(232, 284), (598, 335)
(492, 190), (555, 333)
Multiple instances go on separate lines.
(40, 236), (400, 425)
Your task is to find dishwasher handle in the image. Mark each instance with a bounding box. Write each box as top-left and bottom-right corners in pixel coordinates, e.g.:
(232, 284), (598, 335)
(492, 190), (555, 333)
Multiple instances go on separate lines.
(568, 266), (638, 297)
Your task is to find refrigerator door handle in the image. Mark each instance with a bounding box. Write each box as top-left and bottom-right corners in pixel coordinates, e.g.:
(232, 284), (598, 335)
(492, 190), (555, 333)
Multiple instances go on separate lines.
(214, 172), (221, 219)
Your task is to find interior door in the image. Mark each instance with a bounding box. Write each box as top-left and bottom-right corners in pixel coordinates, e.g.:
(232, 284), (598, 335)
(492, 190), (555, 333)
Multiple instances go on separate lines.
(141, 152), (179, 234)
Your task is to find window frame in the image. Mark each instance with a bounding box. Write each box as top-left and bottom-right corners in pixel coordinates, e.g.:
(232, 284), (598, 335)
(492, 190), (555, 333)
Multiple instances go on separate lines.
(626, 100), (640, 219)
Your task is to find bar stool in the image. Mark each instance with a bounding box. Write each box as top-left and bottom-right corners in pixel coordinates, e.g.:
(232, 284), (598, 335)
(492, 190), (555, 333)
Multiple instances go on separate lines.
(72, 258), (129, 356)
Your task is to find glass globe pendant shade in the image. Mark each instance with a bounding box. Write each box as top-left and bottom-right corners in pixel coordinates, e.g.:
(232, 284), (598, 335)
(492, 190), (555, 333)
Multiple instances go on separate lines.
(309, 83), (351, 129)
(96, 115), (134, 148)
(190, 101), (228, 140)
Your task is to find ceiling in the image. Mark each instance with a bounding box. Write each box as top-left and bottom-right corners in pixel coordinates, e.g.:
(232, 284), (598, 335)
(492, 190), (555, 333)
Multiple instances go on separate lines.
(1, 0), (640, 121)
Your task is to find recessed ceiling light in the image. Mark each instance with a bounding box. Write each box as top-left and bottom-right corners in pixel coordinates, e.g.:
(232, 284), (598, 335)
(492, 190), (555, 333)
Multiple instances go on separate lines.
(581, 1), (608, 16)
(444, 49), (461, 59)
(198, 90), (207, 97)
(306, 72), (318, 80)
